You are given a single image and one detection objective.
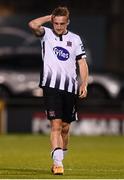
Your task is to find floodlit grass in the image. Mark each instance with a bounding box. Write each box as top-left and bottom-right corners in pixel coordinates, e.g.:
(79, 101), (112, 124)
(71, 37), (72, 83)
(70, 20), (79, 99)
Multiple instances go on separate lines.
(0, 134), (124, 178)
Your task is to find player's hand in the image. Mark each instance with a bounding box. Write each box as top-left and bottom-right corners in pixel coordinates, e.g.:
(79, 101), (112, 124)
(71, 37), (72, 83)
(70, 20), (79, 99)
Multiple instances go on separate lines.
(79, 85), (87, 99)
(48, 15), (52, 22)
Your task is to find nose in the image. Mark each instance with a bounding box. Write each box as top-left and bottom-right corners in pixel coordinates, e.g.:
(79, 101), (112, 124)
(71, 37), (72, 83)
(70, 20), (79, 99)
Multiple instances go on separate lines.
(57, 24), (61, 29)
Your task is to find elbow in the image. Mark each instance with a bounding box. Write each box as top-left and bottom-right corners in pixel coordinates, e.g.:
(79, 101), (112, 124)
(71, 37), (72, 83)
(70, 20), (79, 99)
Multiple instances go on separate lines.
(28, 21), (36, 30)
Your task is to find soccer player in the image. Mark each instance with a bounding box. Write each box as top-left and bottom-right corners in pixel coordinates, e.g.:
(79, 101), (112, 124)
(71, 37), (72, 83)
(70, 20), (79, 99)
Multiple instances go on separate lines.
(28, 6), (89, 175)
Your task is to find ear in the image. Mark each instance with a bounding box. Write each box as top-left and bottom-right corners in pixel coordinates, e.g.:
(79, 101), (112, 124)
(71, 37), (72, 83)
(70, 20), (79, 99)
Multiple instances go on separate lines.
(67, 19), (70, 25)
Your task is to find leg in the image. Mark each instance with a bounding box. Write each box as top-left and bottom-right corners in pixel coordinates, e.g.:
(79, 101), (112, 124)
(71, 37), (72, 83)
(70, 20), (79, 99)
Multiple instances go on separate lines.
(61, 92), (77, 157)
(50, 118), (64, 174)
(43, 88), (64, 174)
(50, 120), (70, 175)
(61, 121), (70, 150)
(50, 119), (63, 150)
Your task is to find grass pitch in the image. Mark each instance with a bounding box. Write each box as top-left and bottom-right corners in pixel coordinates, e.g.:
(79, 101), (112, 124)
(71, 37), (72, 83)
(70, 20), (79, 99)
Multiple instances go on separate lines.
(0, 134), (124, 179)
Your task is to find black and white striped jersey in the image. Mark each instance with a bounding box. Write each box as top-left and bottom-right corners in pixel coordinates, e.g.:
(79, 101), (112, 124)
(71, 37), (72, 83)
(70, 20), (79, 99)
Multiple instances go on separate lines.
(39, 27), (86, 94)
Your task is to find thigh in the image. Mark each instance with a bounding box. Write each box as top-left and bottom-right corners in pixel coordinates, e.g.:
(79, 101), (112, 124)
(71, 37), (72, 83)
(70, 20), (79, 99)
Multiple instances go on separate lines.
(43, 87), (63, 120)
(62, 92), (78, 123)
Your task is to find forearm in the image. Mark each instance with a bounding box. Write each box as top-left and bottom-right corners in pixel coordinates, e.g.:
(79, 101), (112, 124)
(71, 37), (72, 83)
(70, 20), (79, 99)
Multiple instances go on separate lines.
(28, 15), (51, 36)
(78, 58), (89, 88)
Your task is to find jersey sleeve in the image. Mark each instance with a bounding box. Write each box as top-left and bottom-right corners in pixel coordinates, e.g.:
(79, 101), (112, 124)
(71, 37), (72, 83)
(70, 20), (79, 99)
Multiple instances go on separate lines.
(40, 27), (50, 41)
(75, 36), (87, 60)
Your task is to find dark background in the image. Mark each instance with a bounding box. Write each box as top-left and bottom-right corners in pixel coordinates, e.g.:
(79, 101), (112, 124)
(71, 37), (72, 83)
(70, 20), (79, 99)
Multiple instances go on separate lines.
(0, 0), (124, 134)
(0, 0), (124, 74)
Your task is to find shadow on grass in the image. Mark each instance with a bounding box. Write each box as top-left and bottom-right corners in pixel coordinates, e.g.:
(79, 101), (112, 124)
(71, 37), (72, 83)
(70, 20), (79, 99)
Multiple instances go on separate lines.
(0, 167), (86, 179)
(0, 167), (50, 177)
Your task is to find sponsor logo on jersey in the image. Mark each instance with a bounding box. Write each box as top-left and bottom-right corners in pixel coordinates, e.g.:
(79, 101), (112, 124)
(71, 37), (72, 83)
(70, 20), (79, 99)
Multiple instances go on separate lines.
(53, 46), (70, 61)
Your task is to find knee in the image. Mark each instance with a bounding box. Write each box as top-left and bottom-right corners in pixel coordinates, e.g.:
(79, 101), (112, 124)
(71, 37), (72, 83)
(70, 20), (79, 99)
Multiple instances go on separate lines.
(51, 126), (62, 132)
(51, 120), (62, 132)
(62, 124), (70, 135)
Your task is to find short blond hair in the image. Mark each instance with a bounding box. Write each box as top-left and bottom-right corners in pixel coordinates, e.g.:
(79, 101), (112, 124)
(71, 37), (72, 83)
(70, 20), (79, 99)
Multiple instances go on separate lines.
(52, 6), (70, 19)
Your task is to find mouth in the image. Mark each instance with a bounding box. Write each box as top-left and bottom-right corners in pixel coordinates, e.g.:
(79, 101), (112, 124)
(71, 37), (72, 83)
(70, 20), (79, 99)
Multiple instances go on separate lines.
(57, 30), (63, 33)
(56, 29), (62, 32)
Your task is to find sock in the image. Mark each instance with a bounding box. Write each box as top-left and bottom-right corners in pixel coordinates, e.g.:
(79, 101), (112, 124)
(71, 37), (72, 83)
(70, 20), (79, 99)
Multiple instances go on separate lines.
(51, 147), (63, 166)
(63, 148), (68, 157)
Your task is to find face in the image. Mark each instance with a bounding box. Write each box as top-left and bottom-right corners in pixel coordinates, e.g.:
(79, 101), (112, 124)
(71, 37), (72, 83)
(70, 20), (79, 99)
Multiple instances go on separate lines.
(52, 16), (69, 35)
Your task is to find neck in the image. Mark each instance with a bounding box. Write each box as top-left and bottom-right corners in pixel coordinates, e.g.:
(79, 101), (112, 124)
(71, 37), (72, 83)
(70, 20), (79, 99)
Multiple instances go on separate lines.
(53, 29), (68, 36)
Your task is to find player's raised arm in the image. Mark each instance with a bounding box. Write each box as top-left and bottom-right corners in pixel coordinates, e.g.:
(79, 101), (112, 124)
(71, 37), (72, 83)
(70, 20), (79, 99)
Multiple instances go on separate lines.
(28, 15), (52, 37)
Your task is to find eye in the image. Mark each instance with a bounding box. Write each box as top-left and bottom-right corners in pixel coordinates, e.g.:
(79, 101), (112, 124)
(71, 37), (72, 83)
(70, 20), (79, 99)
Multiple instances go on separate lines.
(60, 23), (65, 25)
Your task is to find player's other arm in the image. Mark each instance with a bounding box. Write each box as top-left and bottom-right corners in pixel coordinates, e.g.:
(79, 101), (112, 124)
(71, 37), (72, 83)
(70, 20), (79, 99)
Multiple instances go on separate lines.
(28, 15), (51, 36)
(78, 58), (89, 98)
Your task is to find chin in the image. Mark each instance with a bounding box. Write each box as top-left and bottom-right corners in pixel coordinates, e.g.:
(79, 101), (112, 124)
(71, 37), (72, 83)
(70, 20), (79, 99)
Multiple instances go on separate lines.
(55, 31), (63, 35)
(57, 32), (62, 35)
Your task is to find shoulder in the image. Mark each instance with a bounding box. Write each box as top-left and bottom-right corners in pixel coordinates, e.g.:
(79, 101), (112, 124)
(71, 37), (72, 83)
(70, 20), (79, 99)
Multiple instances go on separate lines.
(43, 26), (52, 34)
(39, 26), (53, 40)
(40, 26), (53, 38)
(68, 31), (82, 43)
(68, 31), (79, 37)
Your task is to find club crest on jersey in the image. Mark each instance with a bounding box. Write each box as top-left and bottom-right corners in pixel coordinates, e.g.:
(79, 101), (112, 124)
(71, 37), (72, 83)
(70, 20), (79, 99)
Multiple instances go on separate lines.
(53, 46), (70, 61)
(67, 41), (72, 47)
